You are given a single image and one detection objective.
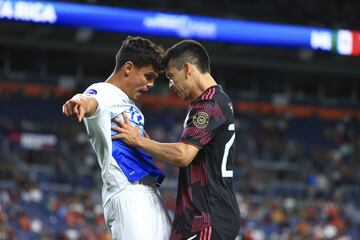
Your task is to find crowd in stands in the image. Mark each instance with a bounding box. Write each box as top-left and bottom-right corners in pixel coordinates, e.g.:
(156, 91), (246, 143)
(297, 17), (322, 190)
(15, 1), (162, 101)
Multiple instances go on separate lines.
(0, 96), (359, 239)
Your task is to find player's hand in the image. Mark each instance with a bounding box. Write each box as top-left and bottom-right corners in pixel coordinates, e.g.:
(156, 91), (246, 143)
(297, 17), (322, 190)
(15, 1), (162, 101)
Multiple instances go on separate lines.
(111, 112), (141, 146)
(62, 94), (86, 122)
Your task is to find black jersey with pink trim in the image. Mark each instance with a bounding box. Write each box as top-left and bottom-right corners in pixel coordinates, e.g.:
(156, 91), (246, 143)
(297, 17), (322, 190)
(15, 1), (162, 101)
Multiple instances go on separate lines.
(170, 85), (240, 240)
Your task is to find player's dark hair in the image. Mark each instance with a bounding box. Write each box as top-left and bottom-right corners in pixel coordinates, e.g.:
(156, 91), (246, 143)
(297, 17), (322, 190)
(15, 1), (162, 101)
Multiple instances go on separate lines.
(114, 36), (164, 72)
(164, 40), (210, 74)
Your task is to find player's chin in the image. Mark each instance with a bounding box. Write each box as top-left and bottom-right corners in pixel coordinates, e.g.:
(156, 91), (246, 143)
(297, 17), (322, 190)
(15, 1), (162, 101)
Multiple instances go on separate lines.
(133, 91), (142, 100)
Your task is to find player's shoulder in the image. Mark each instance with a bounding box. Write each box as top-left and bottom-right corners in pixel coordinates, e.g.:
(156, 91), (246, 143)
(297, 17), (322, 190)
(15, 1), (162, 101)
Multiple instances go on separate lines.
(85, 82), (116, 91)
(194, 87), (229, 106)
(193, 91), (234, 118)
(199, 85), (230, 101)
(84, 82), (127, 99)
(213, 86), (233, 109)
(84, 82), (106, 95)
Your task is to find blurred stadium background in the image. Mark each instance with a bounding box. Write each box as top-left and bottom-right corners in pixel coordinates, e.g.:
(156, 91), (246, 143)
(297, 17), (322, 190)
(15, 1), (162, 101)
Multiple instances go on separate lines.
(1, 0), (360, 239)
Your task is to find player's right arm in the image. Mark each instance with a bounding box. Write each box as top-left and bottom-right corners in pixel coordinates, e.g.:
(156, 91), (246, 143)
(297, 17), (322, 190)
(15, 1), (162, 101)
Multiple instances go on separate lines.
(112, 113), (199, 167)
(62, 93), (98, 122)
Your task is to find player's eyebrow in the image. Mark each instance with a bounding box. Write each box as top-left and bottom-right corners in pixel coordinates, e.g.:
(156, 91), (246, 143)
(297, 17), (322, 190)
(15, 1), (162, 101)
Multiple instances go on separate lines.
(145, 72), (158, 79)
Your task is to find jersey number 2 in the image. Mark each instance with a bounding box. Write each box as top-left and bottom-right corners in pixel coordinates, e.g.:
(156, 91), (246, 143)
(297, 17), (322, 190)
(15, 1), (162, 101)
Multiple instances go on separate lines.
(221, 124), (235, 177)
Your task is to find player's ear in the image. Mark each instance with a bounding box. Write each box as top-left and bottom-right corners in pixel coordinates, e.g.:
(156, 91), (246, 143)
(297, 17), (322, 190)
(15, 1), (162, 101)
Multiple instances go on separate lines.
(124, 61), (134, 77)
(184, 63), (191, 79)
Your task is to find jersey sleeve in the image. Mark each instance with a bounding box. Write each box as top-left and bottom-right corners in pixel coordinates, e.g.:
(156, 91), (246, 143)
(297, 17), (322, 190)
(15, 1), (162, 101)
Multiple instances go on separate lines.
(180, 100), (226, 148)
(83, 83), (127, 119)
(82, 83), (107, 119)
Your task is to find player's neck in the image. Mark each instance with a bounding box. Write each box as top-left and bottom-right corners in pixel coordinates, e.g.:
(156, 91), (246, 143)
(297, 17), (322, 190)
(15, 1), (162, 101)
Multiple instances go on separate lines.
(105, 71), (128, 94)
(191, 73), (217, 100)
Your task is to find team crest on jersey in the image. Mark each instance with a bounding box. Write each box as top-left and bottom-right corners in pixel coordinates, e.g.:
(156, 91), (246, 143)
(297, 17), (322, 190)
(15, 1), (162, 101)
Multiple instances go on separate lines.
(193, 111), (209, 129)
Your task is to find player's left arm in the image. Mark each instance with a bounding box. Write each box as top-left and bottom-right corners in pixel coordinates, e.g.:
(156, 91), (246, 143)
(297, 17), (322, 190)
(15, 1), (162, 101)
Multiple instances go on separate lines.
(112, 113), (199, 167)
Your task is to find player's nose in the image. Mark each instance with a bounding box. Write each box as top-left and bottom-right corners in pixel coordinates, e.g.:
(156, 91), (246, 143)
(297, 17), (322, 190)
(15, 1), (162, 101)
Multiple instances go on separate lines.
(147, 79), (154, 89)
(168, 79), (174, 89)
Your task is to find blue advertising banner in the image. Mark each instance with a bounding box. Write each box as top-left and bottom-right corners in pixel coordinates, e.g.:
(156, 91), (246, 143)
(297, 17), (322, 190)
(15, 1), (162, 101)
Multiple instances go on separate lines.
(1, 0), (349, 54)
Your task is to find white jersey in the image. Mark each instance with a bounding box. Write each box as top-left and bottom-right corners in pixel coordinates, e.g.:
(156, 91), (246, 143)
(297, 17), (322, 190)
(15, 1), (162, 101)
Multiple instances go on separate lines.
(83, 82), (145, 205)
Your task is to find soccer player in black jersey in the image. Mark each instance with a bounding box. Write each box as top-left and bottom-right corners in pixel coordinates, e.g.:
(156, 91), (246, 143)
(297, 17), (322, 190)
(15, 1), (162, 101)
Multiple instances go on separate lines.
(112, 40), (240, 240)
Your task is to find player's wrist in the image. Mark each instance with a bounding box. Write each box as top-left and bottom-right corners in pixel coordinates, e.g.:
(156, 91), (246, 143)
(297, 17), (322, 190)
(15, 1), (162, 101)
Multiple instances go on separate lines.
(136, 136), (146, 148)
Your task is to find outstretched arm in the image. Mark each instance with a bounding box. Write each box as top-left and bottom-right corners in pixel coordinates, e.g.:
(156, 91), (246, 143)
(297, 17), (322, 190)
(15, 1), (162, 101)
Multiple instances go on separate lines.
(62, 94), (98, 122)
(112, 113), (199, 167)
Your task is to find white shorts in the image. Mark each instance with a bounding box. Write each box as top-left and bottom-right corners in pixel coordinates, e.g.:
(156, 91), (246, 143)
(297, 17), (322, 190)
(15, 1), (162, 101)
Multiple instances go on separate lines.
(103, 183), (171, 240)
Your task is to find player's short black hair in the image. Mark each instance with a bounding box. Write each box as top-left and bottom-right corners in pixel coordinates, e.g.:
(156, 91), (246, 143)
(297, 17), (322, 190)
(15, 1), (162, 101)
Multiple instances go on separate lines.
(114, 36), (164, 72)
(164, 40), (210, 74)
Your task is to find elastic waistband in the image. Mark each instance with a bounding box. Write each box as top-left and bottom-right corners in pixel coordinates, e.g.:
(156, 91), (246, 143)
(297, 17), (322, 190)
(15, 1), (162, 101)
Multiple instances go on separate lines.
(135, 175), (160, 187)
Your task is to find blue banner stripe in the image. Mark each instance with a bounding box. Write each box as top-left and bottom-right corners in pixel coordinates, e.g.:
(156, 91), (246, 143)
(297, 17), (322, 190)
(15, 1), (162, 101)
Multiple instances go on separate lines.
(0, 0), (334, 50)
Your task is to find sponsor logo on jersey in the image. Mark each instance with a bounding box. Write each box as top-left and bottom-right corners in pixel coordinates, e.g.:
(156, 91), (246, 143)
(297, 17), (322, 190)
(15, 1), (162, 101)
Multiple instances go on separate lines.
(193, 111), (209, 129)
(84, 89), (97, 95)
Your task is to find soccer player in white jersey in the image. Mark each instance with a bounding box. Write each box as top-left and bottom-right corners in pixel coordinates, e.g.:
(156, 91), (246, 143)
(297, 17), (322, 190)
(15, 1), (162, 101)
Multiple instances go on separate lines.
(62, 36), (171, 240)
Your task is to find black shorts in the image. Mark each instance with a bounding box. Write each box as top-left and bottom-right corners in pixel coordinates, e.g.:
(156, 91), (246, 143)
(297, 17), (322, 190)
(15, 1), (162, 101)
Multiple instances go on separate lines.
(186, 226), (221, 240)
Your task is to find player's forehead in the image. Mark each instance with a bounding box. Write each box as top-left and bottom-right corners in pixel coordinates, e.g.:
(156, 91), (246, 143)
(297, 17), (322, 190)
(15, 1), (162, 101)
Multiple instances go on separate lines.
(139, 65), (158, 78)
(165, 60), (177, 77)
(166, 59), (176, 69)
